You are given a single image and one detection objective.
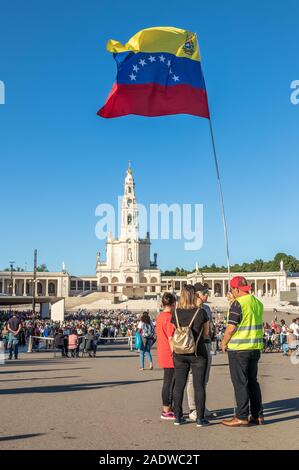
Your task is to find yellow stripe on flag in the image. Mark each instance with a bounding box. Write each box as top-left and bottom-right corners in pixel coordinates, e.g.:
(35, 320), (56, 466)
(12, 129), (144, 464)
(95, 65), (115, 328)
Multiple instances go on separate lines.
(106, 26), (200, 62)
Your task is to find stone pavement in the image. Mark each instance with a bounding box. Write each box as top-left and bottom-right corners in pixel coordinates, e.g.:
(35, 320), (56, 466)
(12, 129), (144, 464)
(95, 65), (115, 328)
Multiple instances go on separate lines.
(0, 344), (298, 450)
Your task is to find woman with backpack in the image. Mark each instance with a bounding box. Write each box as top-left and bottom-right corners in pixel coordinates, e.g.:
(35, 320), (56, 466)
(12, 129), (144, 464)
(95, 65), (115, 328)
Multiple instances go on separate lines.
(171, 284), (210, 427)
(137, 311), (155, 370)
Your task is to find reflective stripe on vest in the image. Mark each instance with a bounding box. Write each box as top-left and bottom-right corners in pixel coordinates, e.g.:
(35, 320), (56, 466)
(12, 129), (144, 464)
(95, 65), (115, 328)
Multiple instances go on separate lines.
(229, 338), (264, 344)
(237, 324), (263, 332)
(228, 294), (264, 351)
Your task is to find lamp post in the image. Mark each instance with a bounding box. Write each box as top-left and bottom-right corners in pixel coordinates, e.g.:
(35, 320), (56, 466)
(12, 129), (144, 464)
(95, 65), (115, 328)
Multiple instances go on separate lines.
(9, 261), (15, 296)
(32, 249), (37, 318)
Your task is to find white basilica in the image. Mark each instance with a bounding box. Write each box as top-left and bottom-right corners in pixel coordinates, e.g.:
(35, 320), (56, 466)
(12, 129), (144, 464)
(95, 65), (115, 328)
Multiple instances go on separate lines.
(95, 163), (161, 297)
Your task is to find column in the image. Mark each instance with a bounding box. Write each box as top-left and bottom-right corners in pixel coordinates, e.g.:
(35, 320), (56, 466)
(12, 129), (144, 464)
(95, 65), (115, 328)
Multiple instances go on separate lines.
(12, 278), (16, 296)
(57, 279), (61, 297)
(265, 279), (268, 296)
(2, 278), (5, 294)
(46, 279), (49, 296)
(222, 280), (225, 297)
(212, 279), (215, 296)
(83, 281), (85, 292)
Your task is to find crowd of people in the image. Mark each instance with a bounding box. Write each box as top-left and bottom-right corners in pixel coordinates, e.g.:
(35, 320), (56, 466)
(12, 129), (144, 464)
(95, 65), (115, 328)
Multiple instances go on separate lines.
(263, 317), (299, 354)
(0, 308), (140, 359)
(1, 306), (298, 361)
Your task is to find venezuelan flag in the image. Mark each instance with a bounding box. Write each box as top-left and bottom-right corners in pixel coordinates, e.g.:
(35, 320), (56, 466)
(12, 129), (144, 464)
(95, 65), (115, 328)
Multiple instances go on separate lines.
(98, 26), (210, 119)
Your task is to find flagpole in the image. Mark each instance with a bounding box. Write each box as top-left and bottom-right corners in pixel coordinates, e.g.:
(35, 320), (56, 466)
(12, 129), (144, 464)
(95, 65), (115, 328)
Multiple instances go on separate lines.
(196, 32), (231, 283)
(208, 117), (231, 281)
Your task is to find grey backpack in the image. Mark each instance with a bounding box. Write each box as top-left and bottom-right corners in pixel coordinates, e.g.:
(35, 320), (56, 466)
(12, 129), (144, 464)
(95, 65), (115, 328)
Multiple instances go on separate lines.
(173, 308), (203, 355)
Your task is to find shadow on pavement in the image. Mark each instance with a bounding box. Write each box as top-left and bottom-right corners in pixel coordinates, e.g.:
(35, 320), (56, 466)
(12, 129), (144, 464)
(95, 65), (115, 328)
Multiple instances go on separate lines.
(2, 359), (87, 366)
(0, 376), (80, 383)
(0, 433), (45, 442)
(94, 355), (137, 359)
(0, 367), (91, 375)
(213, 397), (299, 424)
(0, 378), (163, 395)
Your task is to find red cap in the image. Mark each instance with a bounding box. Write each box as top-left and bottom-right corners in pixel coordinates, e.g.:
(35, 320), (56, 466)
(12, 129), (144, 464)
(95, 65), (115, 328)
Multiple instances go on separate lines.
(230, 276), (251, 292)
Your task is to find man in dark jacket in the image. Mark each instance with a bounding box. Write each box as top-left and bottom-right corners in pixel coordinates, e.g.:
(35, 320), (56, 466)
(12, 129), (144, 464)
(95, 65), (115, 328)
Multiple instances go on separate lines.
(54, 329), (67, 357)
(85, 328), (97, 357)
(7, 313), (22, 360)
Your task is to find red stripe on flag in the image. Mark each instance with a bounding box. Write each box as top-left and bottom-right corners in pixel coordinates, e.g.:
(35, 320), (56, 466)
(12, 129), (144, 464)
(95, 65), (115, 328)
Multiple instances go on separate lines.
(98, 83), (210, 119)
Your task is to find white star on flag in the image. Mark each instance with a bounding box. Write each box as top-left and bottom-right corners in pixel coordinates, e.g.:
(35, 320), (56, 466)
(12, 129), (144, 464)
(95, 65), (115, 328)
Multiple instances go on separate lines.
(139, 59), (146, 66)
(159, 55), (166, 62)
(133, 65), (139, 72)
(172, 75), (179, 82)
(129, 73), (136, 81)
(148, 56), (156, 63)
(169, 69), (173, 75)
(167, 60), (171, 67)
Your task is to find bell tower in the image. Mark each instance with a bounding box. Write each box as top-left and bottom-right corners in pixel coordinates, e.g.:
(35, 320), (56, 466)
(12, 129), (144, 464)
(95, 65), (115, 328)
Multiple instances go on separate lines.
(120, 161), (139, 242)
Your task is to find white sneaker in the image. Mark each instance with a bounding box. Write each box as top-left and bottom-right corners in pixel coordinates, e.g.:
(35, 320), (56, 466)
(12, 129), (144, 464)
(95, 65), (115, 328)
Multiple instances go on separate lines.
(189, 410), (197, 421)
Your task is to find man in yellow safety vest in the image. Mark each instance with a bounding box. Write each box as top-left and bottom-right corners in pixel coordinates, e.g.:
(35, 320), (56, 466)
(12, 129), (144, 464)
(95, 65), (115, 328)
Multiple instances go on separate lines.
(221, 276), (264, 427)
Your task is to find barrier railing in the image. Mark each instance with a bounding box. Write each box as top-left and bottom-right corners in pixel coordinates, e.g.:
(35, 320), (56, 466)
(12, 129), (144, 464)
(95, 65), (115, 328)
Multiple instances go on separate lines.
(27, 336), (54, 352)
(27, 335), (135, 353)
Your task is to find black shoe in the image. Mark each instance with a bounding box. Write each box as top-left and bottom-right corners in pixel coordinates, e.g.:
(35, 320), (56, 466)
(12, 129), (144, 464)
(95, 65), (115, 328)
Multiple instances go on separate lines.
(196, 419), (210, 427)
(174, 417), (187, 426)
(249, 416), (265, 425)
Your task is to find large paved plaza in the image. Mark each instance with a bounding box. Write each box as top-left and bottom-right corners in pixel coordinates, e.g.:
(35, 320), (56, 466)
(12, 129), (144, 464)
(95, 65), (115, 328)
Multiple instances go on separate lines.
(0, 342), (298, 450)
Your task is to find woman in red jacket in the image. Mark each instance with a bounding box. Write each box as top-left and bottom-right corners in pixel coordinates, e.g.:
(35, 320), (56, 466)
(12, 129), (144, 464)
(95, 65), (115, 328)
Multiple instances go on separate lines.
(156, 292), (176, 420)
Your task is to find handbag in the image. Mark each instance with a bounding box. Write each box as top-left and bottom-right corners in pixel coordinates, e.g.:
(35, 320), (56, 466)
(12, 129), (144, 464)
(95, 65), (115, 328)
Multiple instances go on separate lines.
(135, 331), (142, 350)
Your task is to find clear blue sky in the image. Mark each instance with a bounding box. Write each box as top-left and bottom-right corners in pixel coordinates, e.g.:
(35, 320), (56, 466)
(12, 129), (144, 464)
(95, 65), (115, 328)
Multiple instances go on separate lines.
(0, 0), (298, 274)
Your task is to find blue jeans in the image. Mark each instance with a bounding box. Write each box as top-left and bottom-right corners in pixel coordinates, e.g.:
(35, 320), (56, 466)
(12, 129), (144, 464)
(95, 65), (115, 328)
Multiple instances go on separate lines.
(139, 340), (153, 368)
(8, 333), (19, 359)
(280, 334), (287, 350)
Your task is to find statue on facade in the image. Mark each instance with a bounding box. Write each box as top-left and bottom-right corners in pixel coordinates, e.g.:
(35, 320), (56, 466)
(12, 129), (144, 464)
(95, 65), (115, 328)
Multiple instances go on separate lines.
(62, 261), (66, 273)
(96, 252), (101, 265)
(150, 253), (158, 268)
(280, 259), (284, 271)
(128, 248), (133, 262)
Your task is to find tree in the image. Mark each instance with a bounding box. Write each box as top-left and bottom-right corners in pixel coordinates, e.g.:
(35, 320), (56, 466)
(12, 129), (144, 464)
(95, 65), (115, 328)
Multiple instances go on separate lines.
(3, 266), (24, 272)
(162, 252), (299, 275)
(250, 259), (262, 271)
(36, 264), (49, 272)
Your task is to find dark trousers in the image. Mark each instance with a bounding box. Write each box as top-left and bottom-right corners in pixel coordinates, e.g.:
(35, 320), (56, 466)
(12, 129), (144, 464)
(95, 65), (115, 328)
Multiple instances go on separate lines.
(173, 354), (207, 420)
(228, 350), (263, 420)
(162, 368), (175, 407)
